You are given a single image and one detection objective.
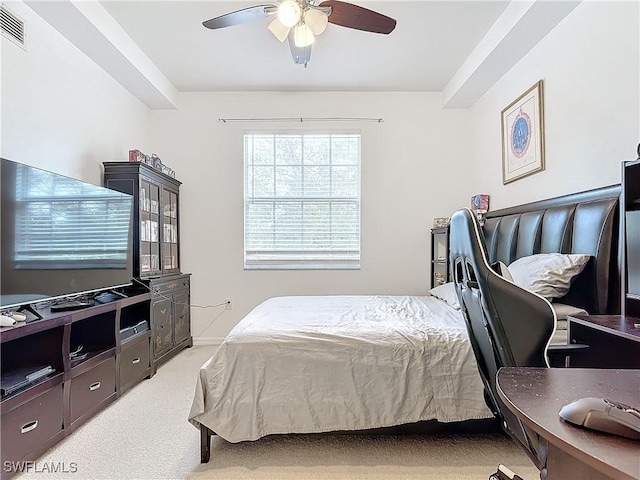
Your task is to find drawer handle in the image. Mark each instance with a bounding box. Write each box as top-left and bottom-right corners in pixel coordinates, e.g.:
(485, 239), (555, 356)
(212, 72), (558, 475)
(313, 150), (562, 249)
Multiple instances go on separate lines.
(89, 382), (101, 391)
(132, 357), (141, 364)
(20, 420), (38, 434)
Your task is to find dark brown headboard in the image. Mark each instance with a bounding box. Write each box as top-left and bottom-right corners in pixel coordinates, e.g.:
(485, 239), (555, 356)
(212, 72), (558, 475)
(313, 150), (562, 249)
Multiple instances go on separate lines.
(482, 185), (621, 315)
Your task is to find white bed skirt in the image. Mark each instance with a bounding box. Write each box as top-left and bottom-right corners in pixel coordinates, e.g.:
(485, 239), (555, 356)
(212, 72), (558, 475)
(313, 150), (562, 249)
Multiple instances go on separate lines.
(189, 295), (493, 443)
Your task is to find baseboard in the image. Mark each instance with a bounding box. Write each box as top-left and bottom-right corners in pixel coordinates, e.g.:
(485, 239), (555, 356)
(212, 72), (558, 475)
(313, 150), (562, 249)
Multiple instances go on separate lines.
(192, 337), (223, 347)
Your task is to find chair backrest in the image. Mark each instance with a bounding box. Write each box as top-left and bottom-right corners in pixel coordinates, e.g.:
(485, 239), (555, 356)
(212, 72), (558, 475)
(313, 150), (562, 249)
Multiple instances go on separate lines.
(449, 208), (555, 471)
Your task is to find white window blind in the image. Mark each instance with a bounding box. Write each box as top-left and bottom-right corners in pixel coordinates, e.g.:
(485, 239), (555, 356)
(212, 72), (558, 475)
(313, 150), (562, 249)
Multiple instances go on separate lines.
(244, 132), (361, 269)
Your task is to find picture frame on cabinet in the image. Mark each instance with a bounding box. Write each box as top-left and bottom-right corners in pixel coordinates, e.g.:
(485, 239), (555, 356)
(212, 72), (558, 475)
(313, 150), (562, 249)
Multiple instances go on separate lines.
(501, 80), (545, 184)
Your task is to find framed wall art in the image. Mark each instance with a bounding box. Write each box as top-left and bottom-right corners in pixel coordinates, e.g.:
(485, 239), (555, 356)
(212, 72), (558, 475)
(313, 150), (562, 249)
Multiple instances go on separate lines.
(501, 80), (545, 184)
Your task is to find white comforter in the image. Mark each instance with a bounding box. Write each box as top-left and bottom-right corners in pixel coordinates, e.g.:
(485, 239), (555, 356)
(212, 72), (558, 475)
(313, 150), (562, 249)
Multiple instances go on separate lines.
(188, 295), (493, 443)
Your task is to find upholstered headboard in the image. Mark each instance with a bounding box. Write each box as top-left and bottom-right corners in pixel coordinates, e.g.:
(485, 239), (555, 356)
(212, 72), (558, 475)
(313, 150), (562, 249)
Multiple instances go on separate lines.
(482, 185), (621, 315)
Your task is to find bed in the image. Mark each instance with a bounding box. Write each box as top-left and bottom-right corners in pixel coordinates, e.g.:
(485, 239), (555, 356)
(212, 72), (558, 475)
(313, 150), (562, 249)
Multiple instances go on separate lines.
(190, 184), (621, 462)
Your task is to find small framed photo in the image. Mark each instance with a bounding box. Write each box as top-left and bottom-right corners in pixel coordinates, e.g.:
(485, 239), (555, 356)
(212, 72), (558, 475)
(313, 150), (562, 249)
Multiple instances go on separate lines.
(471, 194), (490, 213)
(501, 80), (545, 184)
(433, 217), (450, 228)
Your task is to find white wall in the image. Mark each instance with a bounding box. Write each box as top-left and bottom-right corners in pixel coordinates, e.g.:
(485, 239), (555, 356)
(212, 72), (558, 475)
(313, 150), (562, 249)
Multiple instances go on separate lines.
(467, 1), (639, 210)
(3, 0), (637, 345)
(149, 92), (472, 343)
(0, 1), (151, 184)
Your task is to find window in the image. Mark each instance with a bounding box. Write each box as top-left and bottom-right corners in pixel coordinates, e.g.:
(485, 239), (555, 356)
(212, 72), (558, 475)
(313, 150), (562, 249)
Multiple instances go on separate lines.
(244, 132), (361, 269)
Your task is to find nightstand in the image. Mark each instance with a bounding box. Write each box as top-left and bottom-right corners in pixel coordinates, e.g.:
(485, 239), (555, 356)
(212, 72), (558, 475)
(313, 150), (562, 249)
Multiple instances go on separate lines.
(567, 315), (640, 368)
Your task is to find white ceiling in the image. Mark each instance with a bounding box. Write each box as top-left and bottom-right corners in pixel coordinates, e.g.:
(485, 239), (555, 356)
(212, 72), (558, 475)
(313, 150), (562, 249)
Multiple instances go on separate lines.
(22, 0), (582, 108)
(98, 1), (510, 92)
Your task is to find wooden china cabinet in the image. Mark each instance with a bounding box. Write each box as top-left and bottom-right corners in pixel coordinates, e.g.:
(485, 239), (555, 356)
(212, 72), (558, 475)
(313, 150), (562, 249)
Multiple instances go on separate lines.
(103, 162), (192, 370)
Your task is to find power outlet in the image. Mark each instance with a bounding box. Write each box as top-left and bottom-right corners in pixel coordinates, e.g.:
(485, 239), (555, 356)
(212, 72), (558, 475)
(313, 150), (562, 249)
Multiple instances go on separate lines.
(225, 299), (232, 310)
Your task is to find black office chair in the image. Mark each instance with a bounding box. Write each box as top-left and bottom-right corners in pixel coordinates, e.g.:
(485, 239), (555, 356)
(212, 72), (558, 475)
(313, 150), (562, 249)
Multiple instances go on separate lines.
(449, 208), (561, 480)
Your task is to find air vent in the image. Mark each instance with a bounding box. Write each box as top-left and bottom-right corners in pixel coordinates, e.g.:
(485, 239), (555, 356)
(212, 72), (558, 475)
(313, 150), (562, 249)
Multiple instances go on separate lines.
(1, 5), (25, 49)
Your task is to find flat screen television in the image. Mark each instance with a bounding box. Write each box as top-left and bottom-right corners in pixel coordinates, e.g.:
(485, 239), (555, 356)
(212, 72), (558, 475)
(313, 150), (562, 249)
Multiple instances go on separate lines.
(1, 158), (134, 310)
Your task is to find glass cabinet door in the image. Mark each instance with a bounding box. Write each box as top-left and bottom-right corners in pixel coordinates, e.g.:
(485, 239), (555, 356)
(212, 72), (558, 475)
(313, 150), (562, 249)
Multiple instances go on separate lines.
(161, 188), (179, 273)
(140, 180), (161, 276)
(103, 162), (183, 280)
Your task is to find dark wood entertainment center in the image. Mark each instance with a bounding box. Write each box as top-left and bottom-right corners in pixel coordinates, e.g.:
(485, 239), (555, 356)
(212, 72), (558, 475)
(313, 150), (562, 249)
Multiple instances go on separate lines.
(1, 292), (152, 477)
(1, 161), (193, 477)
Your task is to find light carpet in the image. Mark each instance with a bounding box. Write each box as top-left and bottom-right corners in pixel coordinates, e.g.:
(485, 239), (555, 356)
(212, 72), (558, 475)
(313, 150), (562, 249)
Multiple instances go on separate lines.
(15, 346), (540, 480)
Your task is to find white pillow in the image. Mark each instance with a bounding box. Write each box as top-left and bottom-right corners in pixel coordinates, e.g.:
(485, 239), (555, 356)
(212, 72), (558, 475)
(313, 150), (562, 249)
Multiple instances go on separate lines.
(491, 261), (514, 282)
(508, 253), (591, 299)
(551, 303), (588, 320)
(429, 282), (460, 310)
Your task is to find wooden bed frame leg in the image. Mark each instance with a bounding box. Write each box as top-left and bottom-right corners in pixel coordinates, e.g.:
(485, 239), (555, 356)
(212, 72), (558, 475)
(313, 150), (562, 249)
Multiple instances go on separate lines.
(200, 424), (213, 463)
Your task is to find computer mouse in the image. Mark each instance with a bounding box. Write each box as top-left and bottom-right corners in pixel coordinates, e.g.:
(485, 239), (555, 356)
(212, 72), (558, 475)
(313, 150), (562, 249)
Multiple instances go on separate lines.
(559, 397), (640, 440)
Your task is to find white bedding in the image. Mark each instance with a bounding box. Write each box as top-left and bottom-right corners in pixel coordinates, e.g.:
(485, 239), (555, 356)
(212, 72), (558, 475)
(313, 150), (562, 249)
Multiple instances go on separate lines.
(188, 295), (493, 443)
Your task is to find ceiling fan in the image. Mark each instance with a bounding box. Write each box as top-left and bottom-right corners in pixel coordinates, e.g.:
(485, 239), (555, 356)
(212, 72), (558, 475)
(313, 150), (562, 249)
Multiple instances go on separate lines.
(202, 0), (396, 67)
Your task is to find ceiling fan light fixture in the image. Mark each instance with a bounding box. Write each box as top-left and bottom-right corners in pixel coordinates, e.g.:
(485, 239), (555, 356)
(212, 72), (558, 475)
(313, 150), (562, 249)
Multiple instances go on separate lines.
(277, 0), (301, 28)
(268, 17), (290, 42)
(293, 23), (314, 48)
(304, 8), (328, 35)
(202, 0), (397, 67)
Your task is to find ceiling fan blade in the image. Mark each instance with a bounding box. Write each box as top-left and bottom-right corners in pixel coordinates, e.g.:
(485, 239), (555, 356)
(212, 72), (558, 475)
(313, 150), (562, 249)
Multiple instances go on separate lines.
(203, 5), (277, 30)
(288, 31), (312, 66)
(319, 1), (396, 34)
